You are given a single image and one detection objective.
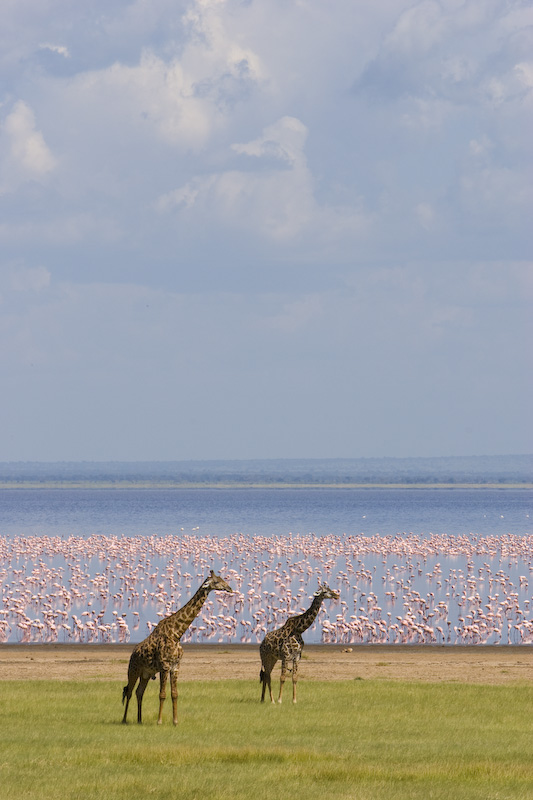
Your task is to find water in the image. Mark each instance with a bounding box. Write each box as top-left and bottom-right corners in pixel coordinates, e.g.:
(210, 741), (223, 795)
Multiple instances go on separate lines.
(0, 487), (531, 538)
(1, 487), (532, 646)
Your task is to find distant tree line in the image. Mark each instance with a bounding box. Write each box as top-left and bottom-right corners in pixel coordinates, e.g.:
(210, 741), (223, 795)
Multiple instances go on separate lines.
(0, 456), (531, 485)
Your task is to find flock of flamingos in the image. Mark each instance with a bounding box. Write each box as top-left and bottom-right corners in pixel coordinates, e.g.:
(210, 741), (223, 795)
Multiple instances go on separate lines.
(1, 531), (533, 647)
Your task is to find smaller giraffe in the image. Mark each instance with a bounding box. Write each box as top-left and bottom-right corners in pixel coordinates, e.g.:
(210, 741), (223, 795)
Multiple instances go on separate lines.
(122, 570), (232, 725)
(259, 583), (339, 704)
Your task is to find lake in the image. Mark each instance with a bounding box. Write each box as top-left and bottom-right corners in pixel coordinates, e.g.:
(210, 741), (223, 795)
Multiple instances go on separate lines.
(1, 486), (531, 538)
(1, 487), (531, 645)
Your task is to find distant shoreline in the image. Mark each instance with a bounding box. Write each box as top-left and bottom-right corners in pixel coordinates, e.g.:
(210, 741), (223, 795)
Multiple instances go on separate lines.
(0, 481), (531, 490)
(1, 457), (530, 489)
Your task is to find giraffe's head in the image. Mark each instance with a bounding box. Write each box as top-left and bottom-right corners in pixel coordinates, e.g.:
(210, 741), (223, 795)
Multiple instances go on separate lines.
(315, 583), (339, 601)
(205, 570), (233, 594)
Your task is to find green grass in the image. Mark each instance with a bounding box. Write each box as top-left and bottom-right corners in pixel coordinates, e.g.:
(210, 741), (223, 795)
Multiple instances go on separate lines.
(1, 679), (532, 800)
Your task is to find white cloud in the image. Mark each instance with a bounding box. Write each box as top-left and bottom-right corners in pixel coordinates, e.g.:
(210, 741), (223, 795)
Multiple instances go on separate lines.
(45, 2), (265, 152)
(514, 61), (533, 85)
(39, 43), (70, 58)
(60, 52), (215, 150)
(167, 163), (316, 241)
(4, 101), (56, 175)
(385, 0), (448, 55)
(182, 0), (264, 84)
(0, 101), (57, 192)
(3, 1), (529, 263)
(232, 116), (307, 166)
(157, 116), (314, 238)
(158, 116), (371, 244)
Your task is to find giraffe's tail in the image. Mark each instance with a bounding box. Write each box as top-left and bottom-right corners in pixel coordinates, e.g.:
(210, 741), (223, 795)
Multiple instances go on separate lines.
(122, 685), (128, 705)
(259, 669), (265, 683)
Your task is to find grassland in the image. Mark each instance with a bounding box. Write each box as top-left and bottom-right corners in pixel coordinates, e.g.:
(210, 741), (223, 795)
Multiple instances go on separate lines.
(1, 677), (532, 800)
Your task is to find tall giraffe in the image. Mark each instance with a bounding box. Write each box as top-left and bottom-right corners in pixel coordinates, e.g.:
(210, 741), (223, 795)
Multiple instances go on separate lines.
(259, 584), (339, 704)
(122, 570), (232, 724)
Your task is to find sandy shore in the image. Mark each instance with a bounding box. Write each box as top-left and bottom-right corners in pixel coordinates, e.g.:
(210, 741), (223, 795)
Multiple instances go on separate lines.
(0, 644), (531, 684)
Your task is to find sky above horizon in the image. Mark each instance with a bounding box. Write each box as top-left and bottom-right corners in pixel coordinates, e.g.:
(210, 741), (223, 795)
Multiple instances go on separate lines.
(1, 0), (532, 462)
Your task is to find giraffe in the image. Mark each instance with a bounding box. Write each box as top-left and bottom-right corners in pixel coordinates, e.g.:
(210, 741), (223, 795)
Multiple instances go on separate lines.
(122, 570), (232, 724)
(259, 583), (339, 704)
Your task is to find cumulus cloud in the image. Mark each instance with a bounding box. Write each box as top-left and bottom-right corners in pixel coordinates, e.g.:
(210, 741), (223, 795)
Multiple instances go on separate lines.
(232, 116), (308, 166)
(55, 52), (215, 151)
(0, 101), (57, 192)
(39, 43), (70, 58)
(157, 116), (371, 245)
(45, 1), (264, 153)
(157, 116), (314, 238)
(514, 61), (533, 90)
(1, 0), (529, 263)
(355, 0), (530, 109)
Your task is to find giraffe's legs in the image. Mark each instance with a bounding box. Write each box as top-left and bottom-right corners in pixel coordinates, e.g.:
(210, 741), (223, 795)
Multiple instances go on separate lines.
(157, 669), (169, 725)
(169, 667), (180, 725)
(260, 653), (277, 703)
(122, 668), (140, 723)
(277, 659), (288, 703)
(278, 657), (299, 704)
(136, 676), (150, 723)
(260, 667), (274, 703)
(169, 644), (183, 725)
(122, 681), (134, 723)
(291, 657), (299, 703)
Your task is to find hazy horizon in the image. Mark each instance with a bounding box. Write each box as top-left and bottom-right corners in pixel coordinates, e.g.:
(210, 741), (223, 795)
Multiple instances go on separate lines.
(1, 454), (531, 486)
(1, 454), (532, 464)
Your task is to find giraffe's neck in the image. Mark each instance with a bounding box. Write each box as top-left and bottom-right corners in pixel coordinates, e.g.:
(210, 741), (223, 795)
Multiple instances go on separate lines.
(165, 581), (211, 638)
(286, 593), (324, 635)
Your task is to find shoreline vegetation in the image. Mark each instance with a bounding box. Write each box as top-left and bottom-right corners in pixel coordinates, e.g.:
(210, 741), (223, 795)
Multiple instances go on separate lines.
(0, 455), (531, 489)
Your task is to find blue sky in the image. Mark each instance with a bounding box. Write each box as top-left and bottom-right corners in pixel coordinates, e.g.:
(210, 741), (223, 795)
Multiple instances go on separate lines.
(0, 0), (531, 461)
